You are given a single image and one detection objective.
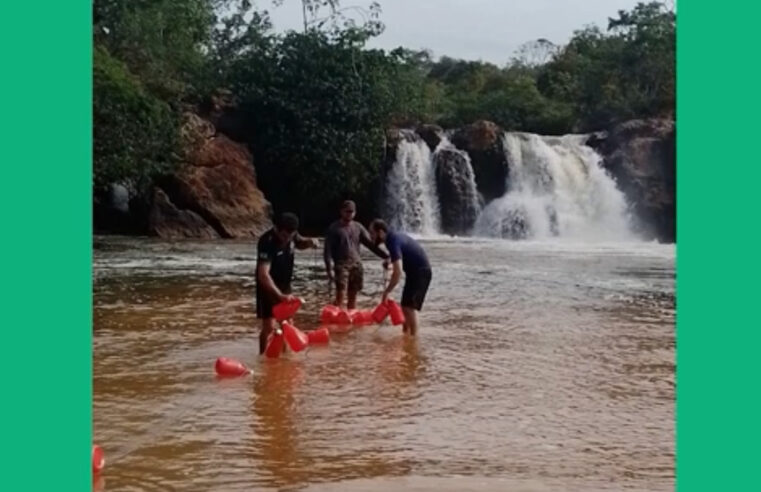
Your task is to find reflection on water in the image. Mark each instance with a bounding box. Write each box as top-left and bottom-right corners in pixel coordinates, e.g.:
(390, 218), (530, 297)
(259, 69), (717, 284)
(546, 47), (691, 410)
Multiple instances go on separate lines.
(93, 236), (675, 491)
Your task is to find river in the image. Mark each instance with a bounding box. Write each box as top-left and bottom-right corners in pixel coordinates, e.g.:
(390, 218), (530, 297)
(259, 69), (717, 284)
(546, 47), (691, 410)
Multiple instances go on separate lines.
(93, 235), (674, 491)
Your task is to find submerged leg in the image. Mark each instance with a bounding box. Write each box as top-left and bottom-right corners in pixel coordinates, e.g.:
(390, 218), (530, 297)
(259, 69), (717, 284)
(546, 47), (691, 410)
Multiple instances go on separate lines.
(403, 307), (418, 336)
(259, 317), (276, 354)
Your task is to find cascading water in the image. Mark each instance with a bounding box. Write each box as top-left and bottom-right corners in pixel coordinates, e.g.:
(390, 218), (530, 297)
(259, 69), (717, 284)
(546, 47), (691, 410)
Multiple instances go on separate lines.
(384, 133), (482, 235)
(383, 132), (441, 234)
(474, 132), (632, 240)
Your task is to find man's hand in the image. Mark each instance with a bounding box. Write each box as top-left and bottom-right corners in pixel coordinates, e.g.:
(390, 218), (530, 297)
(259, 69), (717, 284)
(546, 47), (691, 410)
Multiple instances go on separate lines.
(280, 293), (297, 303)
(310, 238), (320, 249)
(382, 259), (391, 270)
(381, 291), (389, 305)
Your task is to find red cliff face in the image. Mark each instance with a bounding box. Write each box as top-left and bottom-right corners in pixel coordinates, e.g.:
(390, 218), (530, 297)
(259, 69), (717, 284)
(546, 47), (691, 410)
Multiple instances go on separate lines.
(148, 114), (272, 239)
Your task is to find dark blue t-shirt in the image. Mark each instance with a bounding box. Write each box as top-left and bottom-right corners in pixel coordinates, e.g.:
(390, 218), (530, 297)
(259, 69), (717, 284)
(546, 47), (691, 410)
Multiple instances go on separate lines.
(385, 231), (430, 273)
(256, 229), (295, 291)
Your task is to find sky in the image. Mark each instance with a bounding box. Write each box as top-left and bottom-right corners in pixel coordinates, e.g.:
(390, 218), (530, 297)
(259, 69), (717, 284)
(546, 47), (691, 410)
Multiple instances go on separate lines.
(266, 0), (650, 65)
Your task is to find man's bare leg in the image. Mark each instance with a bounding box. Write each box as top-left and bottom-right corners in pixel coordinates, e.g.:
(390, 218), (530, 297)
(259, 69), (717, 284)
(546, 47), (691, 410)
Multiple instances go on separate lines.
(347, 289), (358, 310)
(403, 307), (418, 336)
(334, 287), (346, 309)
(259, 317), (277, 354)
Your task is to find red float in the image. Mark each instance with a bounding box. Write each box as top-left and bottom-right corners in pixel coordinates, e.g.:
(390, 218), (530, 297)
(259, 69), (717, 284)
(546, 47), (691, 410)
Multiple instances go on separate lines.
(282, 321), (310, 352)
(264, 328), (285, 358)
(371, 302), (389, 323)
(214, 357), (252, 377)
(272, 297), (303, 321)
(307, 326), (330, 344)
(387, 300), (405, 325)
(320, 305), (341, 323)
(92, 444), (105, 474)
(352, 309), (374, 324)
(335, 309), (352, 325)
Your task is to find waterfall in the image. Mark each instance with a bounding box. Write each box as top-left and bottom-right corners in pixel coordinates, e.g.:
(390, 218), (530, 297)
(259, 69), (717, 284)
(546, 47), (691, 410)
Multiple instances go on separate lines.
(383, 132), (441, 234)
(474, 132), (632, 240)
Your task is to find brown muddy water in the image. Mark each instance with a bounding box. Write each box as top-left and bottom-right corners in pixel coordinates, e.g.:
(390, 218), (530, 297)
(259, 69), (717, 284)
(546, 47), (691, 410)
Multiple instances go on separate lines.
(93, 236), (674, 491)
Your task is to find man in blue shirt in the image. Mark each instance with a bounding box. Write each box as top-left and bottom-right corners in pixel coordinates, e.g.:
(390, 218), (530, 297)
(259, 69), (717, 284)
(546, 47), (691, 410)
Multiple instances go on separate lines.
(368, 219), (433, 336)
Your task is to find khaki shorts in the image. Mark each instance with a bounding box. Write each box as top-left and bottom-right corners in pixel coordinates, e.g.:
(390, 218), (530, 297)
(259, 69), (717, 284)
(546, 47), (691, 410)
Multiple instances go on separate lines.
(334, 262), (363, 293)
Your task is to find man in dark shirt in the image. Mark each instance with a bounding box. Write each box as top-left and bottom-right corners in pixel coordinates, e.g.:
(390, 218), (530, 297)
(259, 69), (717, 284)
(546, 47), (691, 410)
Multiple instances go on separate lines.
(324, 200), (389, 309)
(256, 212), (319, 354)
(369, 218), (432, 336)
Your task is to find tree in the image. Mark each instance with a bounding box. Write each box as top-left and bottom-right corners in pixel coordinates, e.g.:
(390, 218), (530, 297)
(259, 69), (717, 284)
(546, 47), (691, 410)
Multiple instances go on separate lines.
(513, 39), (560, 68)
(536, 1), (675, 130)
(224, 29), (425, 222)
(93, 46), (180, 198)
(93, 0), (221, 100)
(272, 0), (384, 38)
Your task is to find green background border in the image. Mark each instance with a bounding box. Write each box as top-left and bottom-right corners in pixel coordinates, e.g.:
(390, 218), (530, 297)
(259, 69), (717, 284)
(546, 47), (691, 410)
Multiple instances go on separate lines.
(676, 1), (760, 490)
(1, 1), (91, 490)
(2, 1), (759, 490)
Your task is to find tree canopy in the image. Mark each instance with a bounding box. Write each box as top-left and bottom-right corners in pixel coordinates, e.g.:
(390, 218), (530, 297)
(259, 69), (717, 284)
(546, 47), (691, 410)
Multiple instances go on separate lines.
(93, 0), (675, 222)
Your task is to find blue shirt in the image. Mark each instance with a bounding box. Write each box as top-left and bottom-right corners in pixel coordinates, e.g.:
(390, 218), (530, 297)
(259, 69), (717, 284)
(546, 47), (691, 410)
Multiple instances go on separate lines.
(385, 231), (430, 273)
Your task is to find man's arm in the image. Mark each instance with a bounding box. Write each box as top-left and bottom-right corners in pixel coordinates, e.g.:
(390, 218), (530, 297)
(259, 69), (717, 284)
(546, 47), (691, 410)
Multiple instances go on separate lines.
(359, 224), (389, 260)
(257, 261), (291, 302)
(323, 228), (334, 280)
(294, 233), (318, 250)
(382, 259), (403, 303)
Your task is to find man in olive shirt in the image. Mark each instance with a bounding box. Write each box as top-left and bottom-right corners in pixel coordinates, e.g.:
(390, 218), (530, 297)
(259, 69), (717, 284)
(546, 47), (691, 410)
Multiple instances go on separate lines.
(324, 200), (388, 309)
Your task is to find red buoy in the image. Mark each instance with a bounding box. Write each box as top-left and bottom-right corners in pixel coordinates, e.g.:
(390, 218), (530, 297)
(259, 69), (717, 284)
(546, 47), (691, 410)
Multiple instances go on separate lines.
(282, 321), (309, 352)
(92, 444), (105, 474)
(265, 328), (285, 358)
(215, 357), (252, 377)
(320, 305), (340, 324)
(387, 300), (405, 326)
(335, 309), (352, 325)
(307, 326), (330, 344)
(354, 309), (374, 324)
(371, 302), (389, 323)
(273, 297), (303, 321)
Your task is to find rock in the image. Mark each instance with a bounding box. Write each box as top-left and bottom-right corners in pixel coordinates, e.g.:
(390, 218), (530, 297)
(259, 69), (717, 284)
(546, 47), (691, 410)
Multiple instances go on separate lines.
(383, 128), (404, 174)
(148, 188), (219, 239)
(110, 183), (130, 213)
(415, 124), (444, 151)
(434, 147), (481, 235)
(148, 115), (272, 239)
(590, 118), (675, 242)
(93, 183), (145, 234)
(450, 120), (509, 203)
(198, 89), (252, 143)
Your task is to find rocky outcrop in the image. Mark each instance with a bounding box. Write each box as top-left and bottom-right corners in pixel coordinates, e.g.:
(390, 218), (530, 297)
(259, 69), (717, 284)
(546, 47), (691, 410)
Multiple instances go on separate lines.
(450, 120), (508, 203)
(148, 188), (219, 239)
(198, 89), (252, 143)
(147, 114), (272, 239)
(434, 148), (481, 235)
(588, 119), (675, 242)
(415, 124), (443, 151)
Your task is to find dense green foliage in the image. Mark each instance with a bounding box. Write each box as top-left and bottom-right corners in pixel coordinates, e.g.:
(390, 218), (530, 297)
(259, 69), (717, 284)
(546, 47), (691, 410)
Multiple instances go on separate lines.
(93, 46), (179, 196)
(420, 2), (675, 131)
(92, 0), (674, 224)
(226, 32), (428, 215)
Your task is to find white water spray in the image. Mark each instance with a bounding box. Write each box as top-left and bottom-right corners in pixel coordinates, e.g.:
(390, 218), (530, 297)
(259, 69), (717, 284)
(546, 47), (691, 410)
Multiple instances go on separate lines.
(474, 133), (632, 240)
(383, 134), (440, 234)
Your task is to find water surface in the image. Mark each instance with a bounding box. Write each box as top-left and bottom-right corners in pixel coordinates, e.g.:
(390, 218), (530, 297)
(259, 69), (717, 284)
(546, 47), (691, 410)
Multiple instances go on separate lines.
(93, 236), (674, 491)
